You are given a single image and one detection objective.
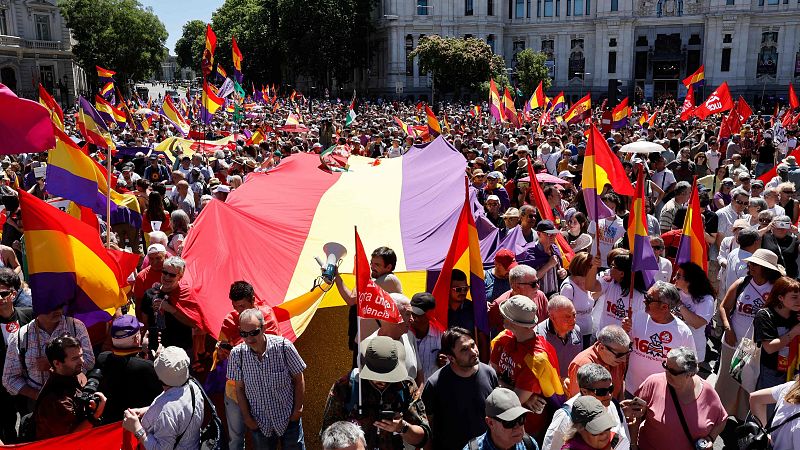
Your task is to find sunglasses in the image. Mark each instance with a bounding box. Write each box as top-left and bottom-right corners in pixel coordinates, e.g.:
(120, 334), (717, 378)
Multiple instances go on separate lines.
(644, 293), (662, 306)
(584, 385), (615, 397)
(451, 286), (470, 293)
(0, 290), (14, 298)
(161, 270), (179, 278)
(652, 245), (664, 250)
(518, 279), (539, 288)
(662, 360), (687, 376)
(239, 328), (261, 338)
(526, 214), (536, 219)
(734, 200), (748, 206)
(606, 342), (633, 358)
(783, 191), (795, 194)
(496, 415), (526, 429)
(759, 218), (771, 224)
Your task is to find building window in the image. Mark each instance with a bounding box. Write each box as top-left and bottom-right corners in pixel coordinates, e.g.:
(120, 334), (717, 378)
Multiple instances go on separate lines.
(418, 35), (426, 76)
(516, 0), (525, 17)
(585, 0), (590, 14)
(721, 48), (731, 72)
(466, 0), (474, 15)
(723, 34), (732, 44)
(609, 38), (617, 47)
(528, 0), (533, 17)
(611, 0), (618, 10)
(417, 0), (429, 15)
(544, 0), (553, 16)
(40, 65), (55, 93)
(405, 35), (414, 76)
(488, 0), (494, 15)
(556, 0), (560, 16)
(608, 51), (617, 73)
(34, 14), (51, 41)
(767, 0), (779, 4)
(566, 0), (571, 15)
(726, 0), (734, 4)
(573, 0), (583, 15)
(0, 9), (7, 36)
(757, 31), (778, 76)
(512, 40), (526, 67)
(487, 34), (496, 52)
(569, 39), (585, 79)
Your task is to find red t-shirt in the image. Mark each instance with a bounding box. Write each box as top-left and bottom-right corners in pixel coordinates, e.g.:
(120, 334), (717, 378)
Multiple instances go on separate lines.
(490, 331), (563, 397)
(133, 265), (162, 303)
(220, 305), (280, 344)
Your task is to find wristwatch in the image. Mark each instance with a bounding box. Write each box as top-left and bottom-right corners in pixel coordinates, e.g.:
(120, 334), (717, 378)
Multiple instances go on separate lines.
(134, 428), (146, 439)
(400, 420), (410, 434)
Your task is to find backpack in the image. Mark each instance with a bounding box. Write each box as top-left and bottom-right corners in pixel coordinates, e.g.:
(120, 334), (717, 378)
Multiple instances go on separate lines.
(174, 378), (222, 450)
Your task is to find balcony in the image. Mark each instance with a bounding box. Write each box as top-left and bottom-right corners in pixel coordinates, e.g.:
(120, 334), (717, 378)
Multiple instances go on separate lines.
(0, 35), (68, 51)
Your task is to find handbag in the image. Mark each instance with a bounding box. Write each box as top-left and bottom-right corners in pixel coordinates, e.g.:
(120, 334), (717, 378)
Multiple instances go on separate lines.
(729, 321), (761, 393)
(734, 410), (800, 450)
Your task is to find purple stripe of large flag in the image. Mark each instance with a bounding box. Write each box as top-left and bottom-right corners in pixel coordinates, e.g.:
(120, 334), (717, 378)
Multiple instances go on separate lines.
(79, 96), (110, 132)
(631, 233), (658, 288)
(29, 272), (112, 326)
(582, 188), (616, 222)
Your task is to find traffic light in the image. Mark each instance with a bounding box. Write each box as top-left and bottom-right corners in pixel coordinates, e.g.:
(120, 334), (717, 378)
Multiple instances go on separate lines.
(607, 79), (623, 108)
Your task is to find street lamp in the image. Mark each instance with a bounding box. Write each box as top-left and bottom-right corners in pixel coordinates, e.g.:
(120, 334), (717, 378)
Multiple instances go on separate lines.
(575, 71), (591, 98)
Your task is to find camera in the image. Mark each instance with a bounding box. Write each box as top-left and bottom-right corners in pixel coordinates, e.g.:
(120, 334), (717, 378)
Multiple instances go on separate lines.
(75, 368), (103, 418)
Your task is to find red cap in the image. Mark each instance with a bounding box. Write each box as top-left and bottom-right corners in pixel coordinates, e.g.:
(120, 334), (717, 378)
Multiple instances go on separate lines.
(494, 249), (518, 270)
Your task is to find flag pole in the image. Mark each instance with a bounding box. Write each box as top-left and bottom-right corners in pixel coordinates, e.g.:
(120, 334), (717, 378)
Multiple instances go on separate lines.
(590, 124), (601, 261)
(105, 144), (112, 248)
(354, 226), (363, 415)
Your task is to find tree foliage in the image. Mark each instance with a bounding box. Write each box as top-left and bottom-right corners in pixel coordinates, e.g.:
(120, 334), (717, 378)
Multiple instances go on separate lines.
(410, 36), (506, 96)
(174, 20), (206, 71)
(514, 49), (552, 96)
(58, 0), (167, 87)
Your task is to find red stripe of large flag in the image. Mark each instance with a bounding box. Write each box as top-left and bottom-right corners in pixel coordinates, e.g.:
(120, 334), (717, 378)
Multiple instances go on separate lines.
(19, 189), (129, 325)
(790, 83), (799, 110)
(0, 83), (56, 155)
(682, 65), (704, 87)
(201, 24), (217, 78)
(232, 36), (244, 84)
(582, 124), (634, 221)
(628, 165), (659, 287)
(611, 97), (630, 129)
(526, 156), (575, 267)
(425, 104), (441, 137)
(694, 82), (734, 120)
(680, 85), (695, 121)
(77, 96), (115, 150)
(563, 93), (592, 124)
(524, 81), (546, 112)
(355, 227), (403, 323)
(502, 87), (519, 127)
(0, 421), (137, 449)
(431, 186), (489, 335)
(787, 335), (800, 382)
(489, 79), (505, 122)
(676, 178), (708, 272)
(38, 84), (64, 130)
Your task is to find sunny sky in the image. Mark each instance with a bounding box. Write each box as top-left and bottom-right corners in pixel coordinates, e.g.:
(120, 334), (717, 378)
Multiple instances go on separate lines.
(139, 0), (221, 56)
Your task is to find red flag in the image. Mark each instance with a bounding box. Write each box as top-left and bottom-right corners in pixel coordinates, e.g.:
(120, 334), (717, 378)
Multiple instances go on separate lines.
(354, 228), (402, 323)
(0, 421), (137, 449)
(526, 156), (575, 266)
(737, 96), (753, 122)
(783, 109), (795, 127)
(790, 83), (799, 110)
(0, 83), (56, 154)
(680, 85), (695, 121)
(772, 103), (780, 126)
(694, 82), (734, 120)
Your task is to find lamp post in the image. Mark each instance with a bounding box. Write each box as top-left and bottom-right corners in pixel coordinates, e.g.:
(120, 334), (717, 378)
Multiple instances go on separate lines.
(575, 71), (591, 98)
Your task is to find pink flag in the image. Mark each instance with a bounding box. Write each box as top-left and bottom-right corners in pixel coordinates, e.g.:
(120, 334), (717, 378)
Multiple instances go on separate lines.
(0, 83), (55, 154)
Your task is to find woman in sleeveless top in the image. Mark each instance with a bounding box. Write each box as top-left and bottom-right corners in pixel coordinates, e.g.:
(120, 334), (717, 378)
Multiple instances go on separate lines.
(716, 249), (784, 420)
(559, 252), (599, 349)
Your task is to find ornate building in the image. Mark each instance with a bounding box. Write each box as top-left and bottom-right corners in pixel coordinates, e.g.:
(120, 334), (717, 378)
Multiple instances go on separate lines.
(0, 0), (84, 106)
(368, 0), (800, 105)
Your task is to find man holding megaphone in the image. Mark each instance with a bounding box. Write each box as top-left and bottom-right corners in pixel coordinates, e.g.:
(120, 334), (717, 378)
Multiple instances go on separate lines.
(332, 246), (404, 368)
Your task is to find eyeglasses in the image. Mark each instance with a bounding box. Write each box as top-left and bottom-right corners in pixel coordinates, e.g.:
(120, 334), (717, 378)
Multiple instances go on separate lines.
(662, 360), (688, 376)
(585, 385), (615, 397)
(517, 279), (539, 288)
(644, 293), (663, 306)
(783, 190), (795, 194)
(734, 200), (748, 206)
(239, 328), (262, 338)
(605, 342), (633, 359)
(674, 272), (684, 280)
(161, 270), (179, 278)
(496, 415), (526, 429)
(652, 245), (664, 250)
(451, 286), (470, 293)
(526, 214), (536, 219)
(0, 290), (14, 298)
(759, 218), (772, 224)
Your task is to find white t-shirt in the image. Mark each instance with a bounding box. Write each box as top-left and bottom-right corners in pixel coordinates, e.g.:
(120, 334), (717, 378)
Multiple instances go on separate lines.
(655, 257), (672, 284)
(770, 381), (800, 450)
(725, 248), (752, 290)
(705, 149), (722, 172)
(560, 278), (595, 337)
(677, 291), (715, 361)
(593, 275), (645, 335)
(730, 278), (773, 342)
(625, 312), (695, 394)
(652, 169), (677, 192)
(588, 217), (625, 265)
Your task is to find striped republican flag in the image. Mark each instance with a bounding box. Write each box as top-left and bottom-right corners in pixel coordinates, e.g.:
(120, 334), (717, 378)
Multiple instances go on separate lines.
(524, 81), (546, 112)
(682, 65), (705, 88)
(582, 124), (634, 221)
(550, 91), (566, 112)
(77, 96), (115, 150)
(526, 156), (575, 267)
(611, 97), (630, 129)
(200, 81), (224, 124)
(161, 95), (190, 136)
(201, 24), (217, 78)
(489, 79), (505, 122)
(232, 37), (244, 84)
(94, 95), (126, 129)
(676, 178), (708, 272)
(425, 104), (441, 137)
(628, 165), (659, 288)
(38, 84), (64, 130)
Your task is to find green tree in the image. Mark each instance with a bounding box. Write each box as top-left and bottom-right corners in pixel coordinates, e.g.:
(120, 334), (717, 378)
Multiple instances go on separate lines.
(174, 19), (206, 71)
(410, 35), (506, 97)
(514, 49), (552, 96)
(59, 0), (167, 88)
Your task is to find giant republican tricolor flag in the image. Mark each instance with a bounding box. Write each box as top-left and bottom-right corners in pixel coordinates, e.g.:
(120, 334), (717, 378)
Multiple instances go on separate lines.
(524, 81), (546, 112)
(77, 96), (115, 150)
(0, 83), (56, 155)
(680, 85), (695, 121)
(38, 84), (64, 130)
(676, 178), (708, 271)
(200, 81), (224, 124)
(526, 156), (575, 267)
(502, 87), (519, 127)
(47, 128), (142, 227)
(563, 93), (592, 124)
(181, 137), (491, 339)
(694, 82), (734, 120)
(682, 65), (705, 88)
(611, 97), (630, 129)
(431, 183), (489, 335)
(19, 189), (130, 325)
(354, 227), (402, 323)
(489, 79), (505, 123)
(627, 165), (658, 288)
(425, 104), (442, 137)
(582, 124), (634, 220)
(161, 95), (191, 136)
(201, 24), (217, 78)
(232, 36), (244, 84)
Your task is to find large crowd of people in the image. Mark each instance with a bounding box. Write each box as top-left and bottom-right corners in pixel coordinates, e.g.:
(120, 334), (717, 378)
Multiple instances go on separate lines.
(1, 88), (800, 450)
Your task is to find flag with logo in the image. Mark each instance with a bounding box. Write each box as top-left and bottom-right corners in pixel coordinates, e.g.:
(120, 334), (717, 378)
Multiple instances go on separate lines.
(354, 227), (402, 323)
(694, 82), (734, 120)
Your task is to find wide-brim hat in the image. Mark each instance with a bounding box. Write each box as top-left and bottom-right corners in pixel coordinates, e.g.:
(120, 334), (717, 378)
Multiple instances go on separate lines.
(743, 248), (786, 276)
(359, 336), (408, 383)
(499, 295), (538, 328)
(572, 234), (593, 253)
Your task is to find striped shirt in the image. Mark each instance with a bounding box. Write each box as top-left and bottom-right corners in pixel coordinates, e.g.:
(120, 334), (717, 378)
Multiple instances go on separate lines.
(3, 317), (94, 395)
(408, 328), (442, 382)
(227, 335), (306, 437)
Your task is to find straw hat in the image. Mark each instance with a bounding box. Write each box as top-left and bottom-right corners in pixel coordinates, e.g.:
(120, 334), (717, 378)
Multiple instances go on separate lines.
(743, 249), (786, 276)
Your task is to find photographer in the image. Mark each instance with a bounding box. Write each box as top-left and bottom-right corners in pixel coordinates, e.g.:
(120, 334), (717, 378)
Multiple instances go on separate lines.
(32, 334), (106, 440)
(321, 336), (430, 450)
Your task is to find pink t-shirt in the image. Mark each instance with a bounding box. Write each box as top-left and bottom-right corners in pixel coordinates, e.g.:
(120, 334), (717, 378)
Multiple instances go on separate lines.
(635, 373), (727, 450)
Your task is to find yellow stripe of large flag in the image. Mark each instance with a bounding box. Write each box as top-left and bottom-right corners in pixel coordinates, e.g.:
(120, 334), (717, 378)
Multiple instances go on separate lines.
(676, 178), (708, 271)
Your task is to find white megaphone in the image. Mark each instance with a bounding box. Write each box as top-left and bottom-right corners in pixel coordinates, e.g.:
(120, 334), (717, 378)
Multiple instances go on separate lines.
(315, 242), (347, 284)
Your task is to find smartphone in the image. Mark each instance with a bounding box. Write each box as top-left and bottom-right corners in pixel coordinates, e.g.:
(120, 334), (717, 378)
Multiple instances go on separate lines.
(379, 410), (398, 420)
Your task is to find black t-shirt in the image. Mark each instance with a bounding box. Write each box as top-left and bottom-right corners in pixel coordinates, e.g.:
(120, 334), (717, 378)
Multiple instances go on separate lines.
(141, 287), (193, 354)
(96, 351), (164, 424)
(702, 209), (719, 234)
(757, 144), (776, 164)
(422, 363), (499, 450)
(754, 307), (800, 373)
(761, 233), (800, 278)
